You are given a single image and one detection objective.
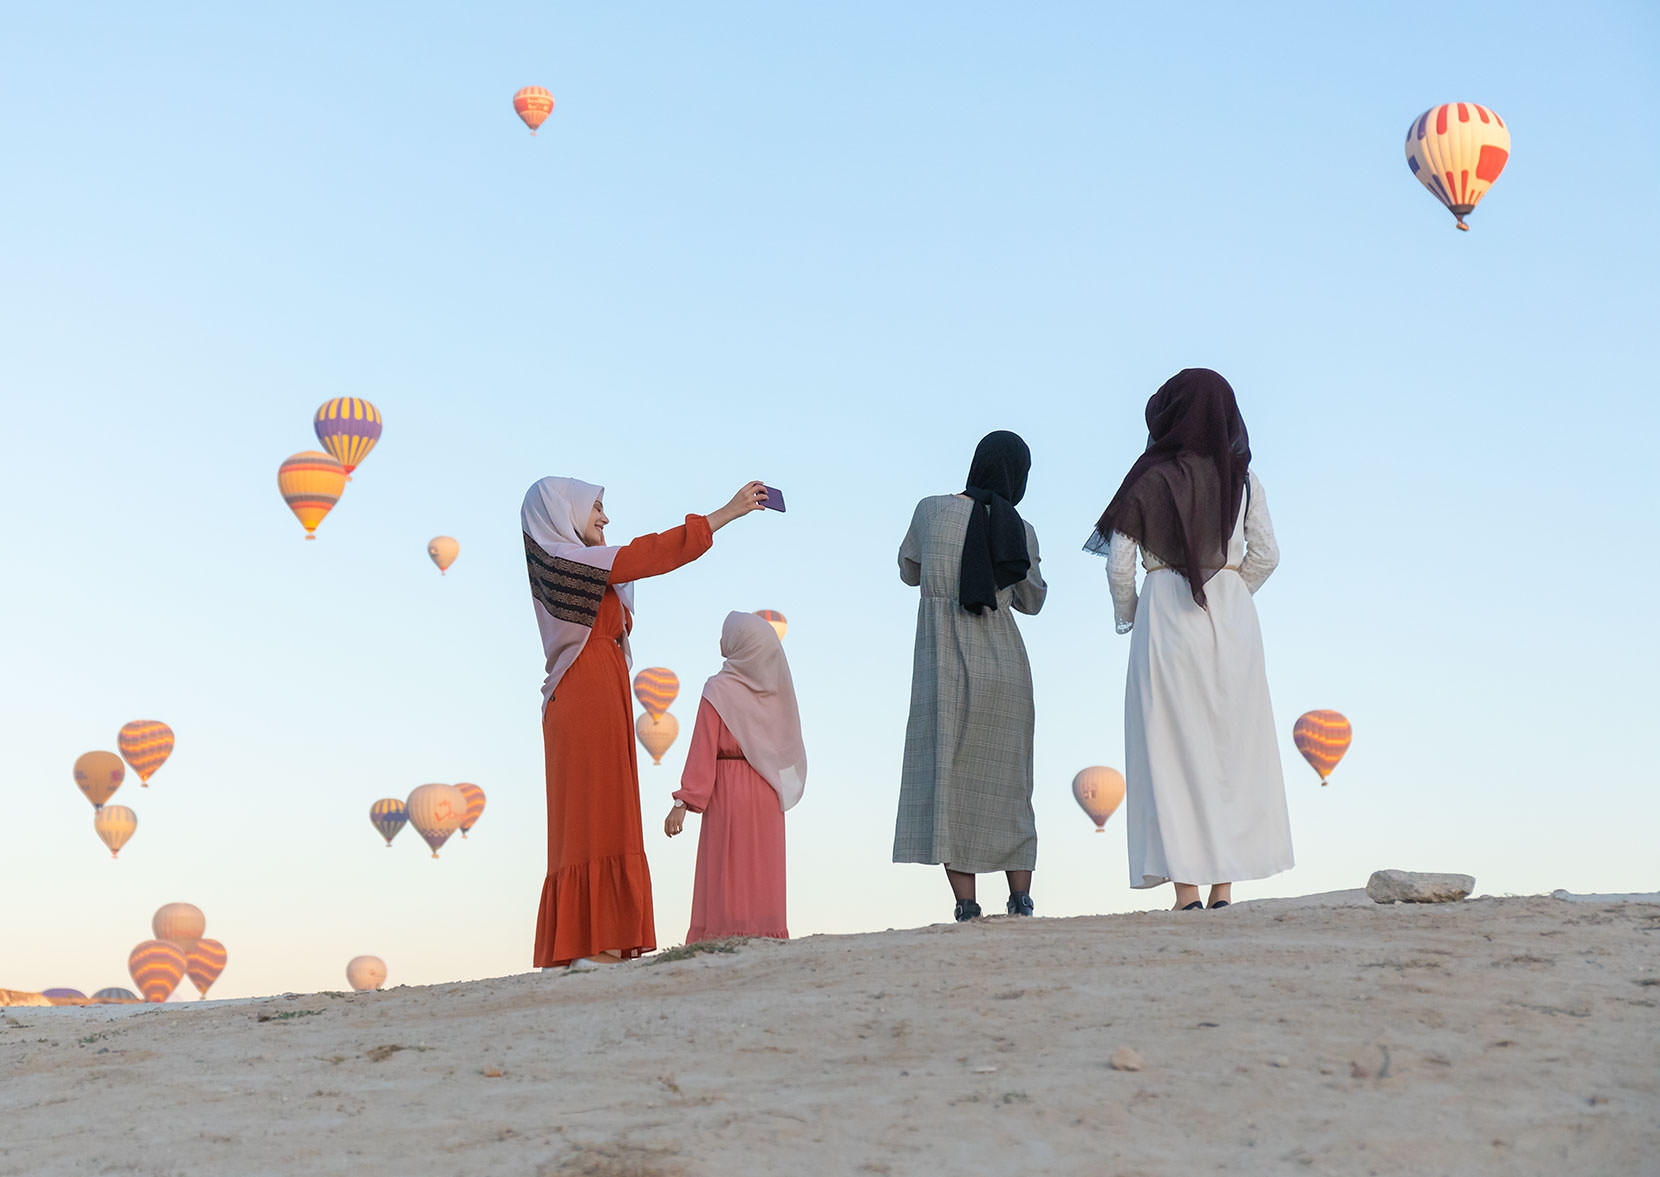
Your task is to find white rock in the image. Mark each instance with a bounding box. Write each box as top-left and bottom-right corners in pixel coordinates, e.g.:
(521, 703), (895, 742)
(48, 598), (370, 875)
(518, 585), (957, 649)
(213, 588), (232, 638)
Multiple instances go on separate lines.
(1109, 1047), (1145, 1072)
(1365, 870), (1474, 904)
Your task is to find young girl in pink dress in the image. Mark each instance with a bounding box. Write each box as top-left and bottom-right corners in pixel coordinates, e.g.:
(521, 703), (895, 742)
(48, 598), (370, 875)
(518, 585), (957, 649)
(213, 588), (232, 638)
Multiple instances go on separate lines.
(663, 611), (807, 943)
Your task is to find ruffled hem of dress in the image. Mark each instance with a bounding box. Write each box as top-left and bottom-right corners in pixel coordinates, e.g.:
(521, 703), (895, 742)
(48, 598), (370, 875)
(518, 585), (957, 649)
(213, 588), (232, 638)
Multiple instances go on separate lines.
(534, 852), (656, 968)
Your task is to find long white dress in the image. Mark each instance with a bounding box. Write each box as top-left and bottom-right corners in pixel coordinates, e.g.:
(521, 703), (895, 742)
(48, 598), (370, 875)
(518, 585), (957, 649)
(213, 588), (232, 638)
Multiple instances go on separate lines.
(1107, 470), (1293, 889)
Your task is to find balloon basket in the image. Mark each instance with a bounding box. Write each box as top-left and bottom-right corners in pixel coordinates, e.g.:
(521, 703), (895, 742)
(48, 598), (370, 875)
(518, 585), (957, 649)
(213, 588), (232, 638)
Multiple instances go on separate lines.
(1455, 220), (1469, 232)
(304, 534), (316, 541)
(1093, 827), (1104, 834)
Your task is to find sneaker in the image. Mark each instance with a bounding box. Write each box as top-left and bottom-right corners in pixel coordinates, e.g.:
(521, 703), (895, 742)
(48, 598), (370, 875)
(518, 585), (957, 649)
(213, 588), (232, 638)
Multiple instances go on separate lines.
(1006, 891), (1035, 917)
(953, 899), (983, 922)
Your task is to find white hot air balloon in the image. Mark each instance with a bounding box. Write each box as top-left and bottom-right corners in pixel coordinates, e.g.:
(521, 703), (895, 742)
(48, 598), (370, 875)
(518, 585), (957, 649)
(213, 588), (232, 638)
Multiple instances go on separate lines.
(427, 536), (459, 575)
(405, 783), (467, 858)
(1404, 103), (1510, 230)
(346, 955), (387, 991)
(152, 903), (206, 954)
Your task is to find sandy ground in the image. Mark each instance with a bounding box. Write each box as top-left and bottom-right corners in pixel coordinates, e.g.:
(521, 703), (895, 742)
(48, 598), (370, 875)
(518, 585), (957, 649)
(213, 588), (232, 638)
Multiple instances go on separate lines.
(4, 892), (1657, 1177)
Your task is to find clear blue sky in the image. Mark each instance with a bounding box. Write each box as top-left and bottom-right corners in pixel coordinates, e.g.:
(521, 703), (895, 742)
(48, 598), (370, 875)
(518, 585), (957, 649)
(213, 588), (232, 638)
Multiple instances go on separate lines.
(3, 2), (1656, 998)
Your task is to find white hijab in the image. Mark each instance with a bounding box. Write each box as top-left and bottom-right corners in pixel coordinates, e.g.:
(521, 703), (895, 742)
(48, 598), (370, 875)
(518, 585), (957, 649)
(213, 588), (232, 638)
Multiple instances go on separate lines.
(521, 477), (637, 710)
(700, 611), (807, 811)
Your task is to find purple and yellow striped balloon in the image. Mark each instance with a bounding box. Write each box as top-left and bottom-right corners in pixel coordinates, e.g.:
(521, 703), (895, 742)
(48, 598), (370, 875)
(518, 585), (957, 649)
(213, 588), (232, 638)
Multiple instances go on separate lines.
(369, 798), (407, 848)
(455, 782), (486, 837)
(117, 720), (174, 785)
(314, 398), (383, 476)
(187, 939), (228, 998)
(93, 987), (140, 1002)
(127, 940), (187, 1003)
(1293, 710), (1353, 785)
(632, 668), (680, 720)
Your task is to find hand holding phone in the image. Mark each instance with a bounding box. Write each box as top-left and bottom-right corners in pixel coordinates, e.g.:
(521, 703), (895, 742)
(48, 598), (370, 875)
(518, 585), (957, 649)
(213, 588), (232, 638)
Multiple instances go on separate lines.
(761, 485), (786, 513)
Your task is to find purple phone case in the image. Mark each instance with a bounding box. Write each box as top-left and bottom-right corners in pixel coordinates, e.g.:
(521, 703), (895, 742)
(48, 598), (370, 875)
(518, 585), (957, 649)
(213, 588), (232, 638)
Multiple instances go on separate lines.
(763, 486), (786, 512)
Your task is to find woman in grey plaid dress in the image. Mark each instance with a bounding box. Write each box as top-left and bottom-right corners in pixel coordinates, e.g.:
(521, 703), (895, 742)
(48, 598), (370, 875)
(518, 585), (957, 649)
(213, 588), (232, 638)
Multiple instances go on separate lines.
(894, 432), (1047, 921)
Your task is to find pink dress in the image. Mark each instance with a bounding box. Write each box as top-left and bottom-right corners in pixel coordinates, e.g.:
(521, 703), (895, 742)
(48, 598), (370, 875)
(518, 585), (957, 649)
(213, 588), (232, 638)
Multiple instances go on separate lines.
(673, 698), (788, 943)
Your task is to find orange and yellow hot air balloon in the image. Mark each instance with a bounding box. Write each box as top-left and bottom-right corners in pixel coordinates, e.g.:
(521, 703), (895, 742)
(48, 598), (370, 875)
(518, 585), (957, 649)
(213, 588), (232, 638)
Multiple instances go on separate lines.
(755, 610), (788, 641)
(313, 398), (382, 477)
(1405, 103), (1510, 231)
(128, 940), (187, 1002)
(117, 720), (174, 786)
(1071, 766), (1125, 832)
(277, 452), (347, 539)
(632, 668), (680, 720)
(1293, 710), (1353, 785)
(636, 712), (679, 765)
(186, 939), (228, 998)
(513, 86), (554, 135)
(74, 751), (125, 808)
(93, 805), (137, 858)
(455, 782), (486, 838)
(427, 536), (459, 575)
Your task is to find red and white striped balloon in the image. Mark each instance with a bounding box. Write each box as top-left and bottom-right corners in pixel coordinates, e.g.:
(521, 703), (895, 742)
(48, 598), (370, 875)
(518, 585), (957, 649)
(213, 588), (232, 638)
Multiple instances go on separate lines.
(1405, 103), (1510, 230)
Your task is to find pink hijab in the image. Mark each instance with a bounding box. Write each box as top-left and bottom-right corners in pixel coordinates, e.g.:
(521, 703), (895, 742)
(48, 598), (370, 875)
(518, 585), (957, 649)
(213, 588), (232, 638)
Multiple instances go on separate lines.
(701, 611), (807, 810)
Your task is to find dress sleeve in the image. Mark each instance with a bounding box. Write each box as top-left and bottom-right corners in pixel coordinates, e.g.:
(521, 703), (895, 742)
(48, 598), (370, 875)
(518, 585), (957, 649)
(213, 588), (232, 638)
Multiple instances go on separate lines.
(672, 698), (721, 814)
(1239, 472), (1279, 595)
(1012, 520), (1047, 616)
(898, 502), (923, 587)
(610, 515), (714, 584)
(1107, 530), (1139, 634)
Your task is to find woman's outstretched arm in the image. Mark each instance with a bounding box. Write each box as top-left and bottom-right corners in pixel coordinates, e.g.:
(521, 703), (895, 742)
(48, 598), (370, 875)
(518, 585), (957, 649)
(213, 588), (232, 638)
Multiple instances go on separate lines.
(609, 482), (768, 583)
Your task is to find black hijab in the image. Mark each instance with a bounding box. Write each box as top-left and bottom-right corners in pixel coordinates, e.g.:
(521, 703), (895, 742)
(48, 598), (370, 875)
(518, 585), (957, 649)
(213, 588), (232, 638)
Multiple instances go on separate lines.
(959, 431), (1032, 615)
(1086, 369), (1251, 608)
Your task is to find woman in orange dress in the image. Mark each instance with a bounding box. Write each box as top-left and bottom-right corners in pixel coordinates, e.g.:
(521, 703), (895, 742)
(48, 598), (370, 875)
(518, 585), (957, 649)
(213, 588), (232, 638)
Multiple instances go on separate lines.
(523, 476), (768, 968)
(663, 611), (807, 943)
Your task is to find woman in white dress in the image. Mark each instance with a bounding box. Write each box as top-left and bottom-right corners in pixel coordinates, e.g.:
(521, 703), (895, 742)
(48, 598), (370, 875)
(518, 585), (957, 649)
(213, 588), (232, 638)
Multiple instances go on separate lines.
(1085, 369), (1293, 911)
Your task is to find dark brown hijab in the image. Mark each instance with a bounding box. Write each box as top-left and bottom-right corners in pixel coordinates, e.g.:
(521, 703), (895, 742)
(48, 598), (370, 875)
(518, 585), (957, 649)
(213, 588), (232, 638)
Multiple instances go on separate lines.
(1085, 368), (1251, 608)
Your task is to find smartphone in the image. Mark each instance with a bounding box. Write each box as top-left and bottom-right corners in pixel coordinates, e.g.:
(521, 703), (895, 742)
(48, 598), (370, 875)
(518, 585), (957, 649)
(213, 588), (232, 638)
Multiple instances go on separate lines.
(762, 485), (786, 513)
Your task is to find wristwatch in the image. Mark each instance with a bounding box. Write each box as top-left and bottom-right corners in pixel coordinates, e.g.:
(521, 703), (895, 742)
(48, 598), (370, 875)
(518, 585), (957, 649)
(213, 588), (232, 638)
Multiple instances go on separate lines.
(671, 799), (686, 809)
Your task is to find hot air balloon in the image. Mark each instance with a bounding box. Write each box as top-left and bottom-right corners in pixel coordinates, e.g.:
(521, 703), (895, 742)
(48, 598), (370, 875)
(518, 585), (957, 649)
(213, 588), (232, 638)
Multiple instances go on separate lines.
(117, 720), (174, 786)
(42, 988), (86, 1001)
(636, 712), (680, 765)
(93, 987), (140, 1002)
(1405, 103), (1510, 231)
(427, 536), (459, 575)
(74, 751), (125, 808)
(346, 955), (387, 992)
(513, 86), (554, 135)
(632, 667), (680, 720)
(455, 782), (486, 838)
(152, 903), (206, 954)
(277, 451), (347, 539)
(1071, 766), (1126, 832)
(755, 610), (788, 641)
(1293, 710), (1353, 785)
(94, 805), (137, 858)
(313, 398), (383, 477)
(405, 783), (467, 858)
(370, 798), (407, 848)
(128, 940), (187, 1003)
(186, 939), (228, 998)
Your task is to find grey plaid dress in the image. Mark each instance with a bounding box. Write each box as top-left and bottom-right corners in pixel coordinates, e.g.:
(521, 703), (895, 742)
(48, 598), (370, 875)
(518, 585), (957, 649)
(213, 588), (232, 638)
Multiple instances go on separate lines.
(893, 495), (1047, 873)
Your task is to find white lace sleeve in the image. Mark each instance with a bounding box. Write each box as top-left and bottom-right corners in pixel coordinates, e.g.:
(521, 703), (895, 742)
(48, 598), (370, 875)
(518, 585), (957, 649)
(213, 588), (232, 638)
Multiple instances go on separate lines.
(1107, 530), (1139, 634)
(1239, 470), (1279, 594)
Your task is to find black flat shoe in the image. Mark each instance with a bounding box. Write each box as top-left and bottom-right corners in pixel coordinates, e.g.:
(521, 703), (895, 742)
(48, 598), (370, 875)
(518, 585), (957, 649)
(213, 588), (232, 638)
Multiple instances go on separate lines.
(1207, 900), (1230, 909)
(1006, 891), (1035, 917)
(1180, 901), (1204, 911)
(954, 899), (983, 922)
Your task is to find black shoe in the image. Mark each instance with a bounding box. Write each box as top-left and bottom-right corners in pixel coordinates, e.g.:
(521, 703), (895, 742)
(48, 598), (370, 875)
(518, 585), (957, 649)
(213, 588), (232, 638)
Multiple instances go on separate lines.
(1207, 899), (1230, 909)
(1180, 900), (1204, 911)
(1006, 891), (1035, 917)
(954, 899), (983, 922)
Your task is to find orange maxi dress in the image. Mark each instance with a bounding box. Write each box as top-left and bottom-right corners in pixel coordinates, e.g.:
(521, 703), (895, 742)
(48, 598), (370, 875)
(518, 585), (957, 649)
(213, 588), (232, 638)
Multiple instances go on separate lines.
(673, 698), (789, 943)
(534, 516), (713, 968)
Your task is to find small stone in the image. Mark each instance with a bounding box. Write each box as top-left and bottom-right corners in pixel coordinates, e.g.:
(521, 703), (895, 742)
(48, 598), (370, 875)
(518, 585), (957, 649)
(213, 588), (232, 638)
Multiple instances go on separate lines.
(1366, 870), (1475, 904)
(1109, 1048), (1145, 1072)
(1348, 1042), (1390, 1079)
(1268, 1056), (1291, 1068)
(482, 1068), (504, 1078)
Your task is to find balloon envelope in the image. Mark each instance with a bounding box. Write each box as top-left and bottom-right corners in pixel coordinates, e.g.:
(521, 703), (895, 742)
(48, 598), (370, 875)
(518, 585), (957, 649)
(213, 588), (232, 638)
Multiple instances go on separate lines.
(455, 782), (486, 836)
(1404, 103), (1510, 230)
(42, 988), (86, 1000)
(128, 940), (187, 1003)
(405, 783), (467, 857)
(427, 535), (459, 574)
(755, 610), (788, 641)
(346, 955), (387, 991)
(632, 668), (680, 719)
(313, 398), (383, 475)
(1293, 710), (1353, 784)
(186, 939), (228, 998)
(152, 902), (206, 954)
(94, 805), (137, 858)
(92, 987), (140, 1002)
(1071, 767), (1126, 830)
(370, 798), (407, 847)
(636, 712), (680, 765)
(117, 720), (174, 785)
(74, 750), (125, 808)
(277, 451), (347, 539)
(513, 86), (554, 134)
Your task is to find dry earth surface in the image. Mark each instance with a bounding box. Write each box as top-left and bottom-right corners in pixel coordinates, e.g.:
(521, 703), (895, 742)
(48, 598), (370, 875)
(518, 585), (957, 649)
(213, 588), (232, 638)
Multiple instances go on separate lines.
(4, 892), (1657, 1176)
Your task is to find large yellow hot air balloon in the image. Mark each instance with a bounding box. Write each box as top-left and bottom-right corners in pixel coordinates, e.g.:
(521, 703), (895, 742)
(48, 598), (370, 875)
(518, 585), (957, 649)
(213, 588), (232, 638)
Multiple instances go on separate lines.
(1293, 710), (1352, 785)
(405, 783), (467, 858)
(117, 720), (174, 786)
(1071, 767), (1125, 832)
(128, 940), (187, 1002)
(427, 536), (459, 575)
(313, 398), (382, 477)
(346, 955), (387, 991)
(632, 668), (680, 720)
(93, 805), (137, 858)
(74, 751), (125, 808)
(755, 610), (788, 641)
(513, 86), (554, 135)
(1405, 103), (1510, 230)
(277, 451), (347, 539)
(186, 939), (228, 999)
(152, 903), (206, 954)
(455, 782), (486, 838)
(636, 712), (680, 765)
